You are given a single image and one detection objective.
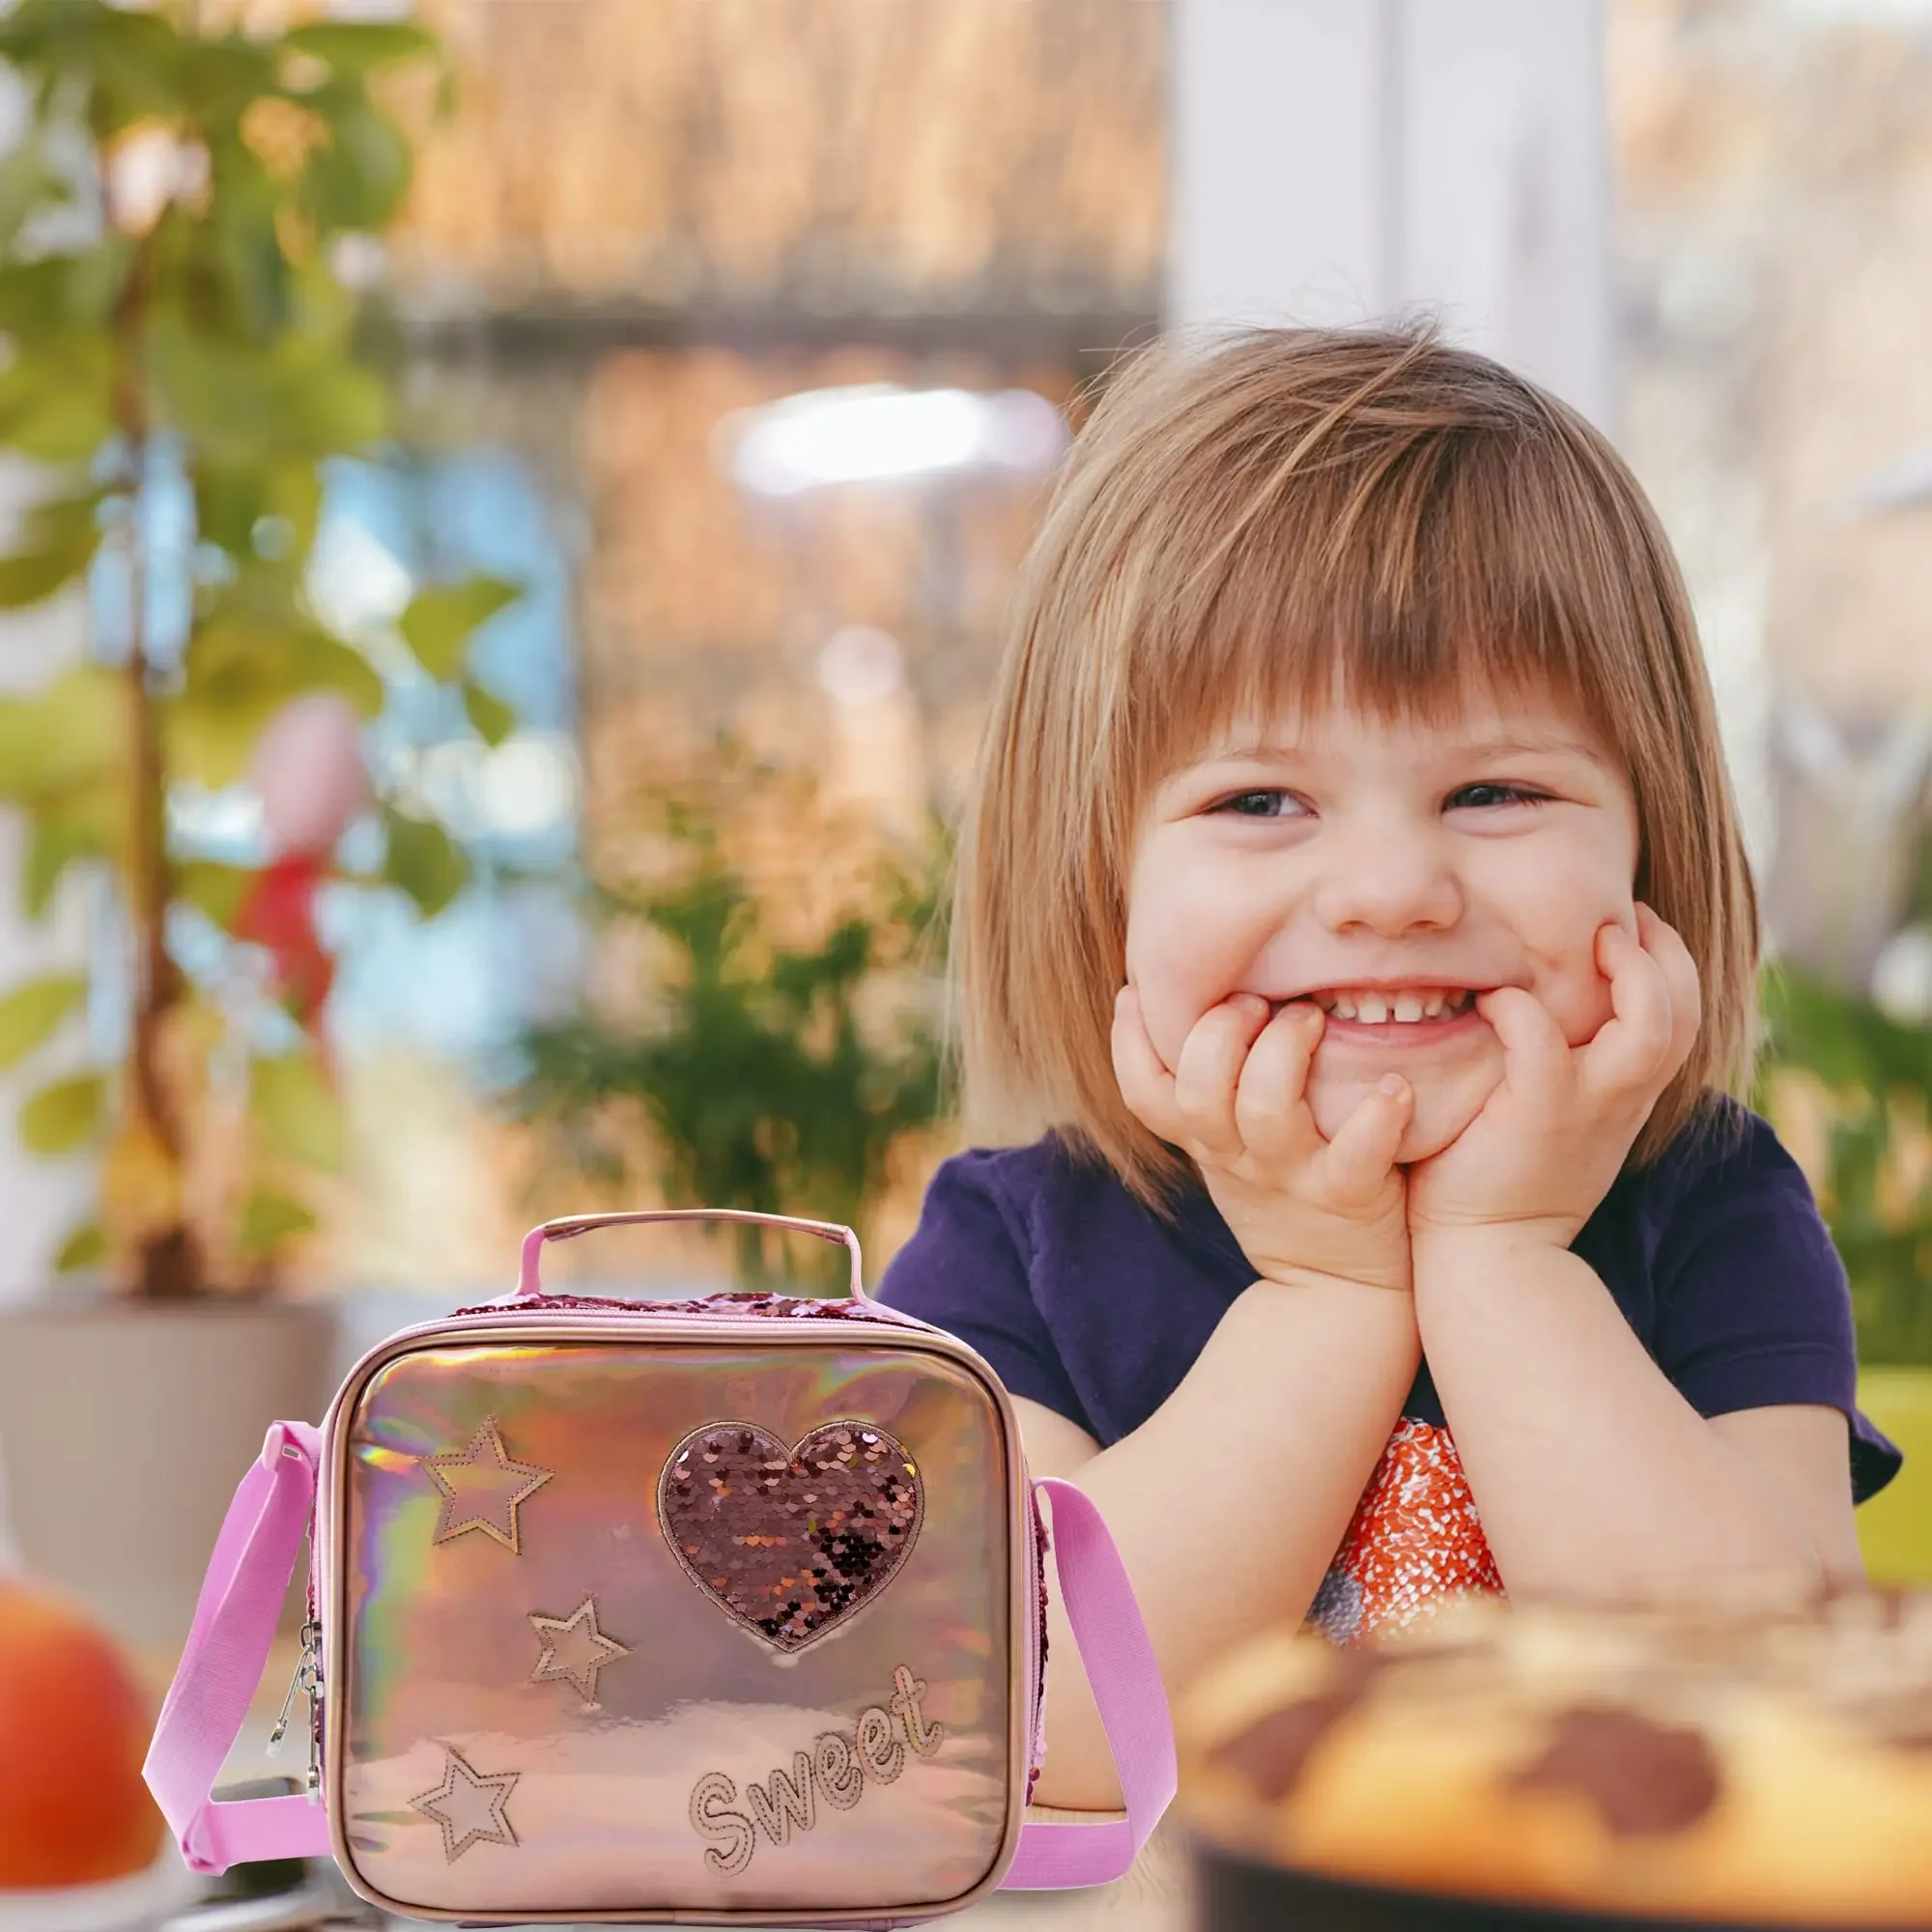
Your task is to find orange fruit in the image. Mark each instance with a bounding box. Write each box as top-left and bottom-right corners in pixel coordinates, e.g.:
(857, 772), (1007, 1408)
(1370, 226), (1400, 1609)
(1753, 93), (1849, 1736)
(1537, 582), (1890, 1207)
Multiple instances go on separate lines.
(0, 1578), (163, 1889)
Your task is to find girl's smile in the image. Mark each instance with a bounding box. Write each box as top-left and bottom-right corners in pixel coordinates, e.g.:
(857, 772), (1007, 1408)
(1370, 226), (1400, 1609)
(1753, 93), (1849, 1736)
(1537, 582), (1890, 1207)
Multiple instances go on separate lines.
(1124, 683), (1642, 1163)
(1273, 985), (1491, 1048)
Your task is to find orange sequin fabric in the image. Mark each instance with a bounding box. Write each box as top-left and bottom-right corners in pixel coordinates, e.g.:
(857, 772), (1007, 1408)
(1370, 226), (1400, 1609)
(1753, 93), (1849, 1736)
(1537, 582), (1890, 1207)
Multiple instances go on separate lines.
(1306, 1418), (1505, 1644)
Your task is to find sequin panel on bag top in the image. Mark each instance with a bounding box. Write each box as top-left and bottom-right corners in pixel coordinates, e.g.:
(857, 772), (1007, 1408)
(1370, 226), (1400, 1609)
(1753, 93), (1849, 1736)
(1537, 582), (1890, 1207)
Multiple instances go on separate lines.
(455, 1292), (921, 1324)
(658, 1419), (923, 1651)
(1307, 1418), (1505, 1645)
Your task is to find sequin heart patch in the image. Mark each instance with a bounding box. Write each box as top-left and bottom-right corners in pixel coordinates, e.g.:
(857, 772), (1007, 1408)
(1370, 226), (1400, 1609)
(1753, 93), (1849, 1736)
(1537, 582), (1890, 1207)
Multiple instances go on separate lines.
(657, 1420), (923, 1653)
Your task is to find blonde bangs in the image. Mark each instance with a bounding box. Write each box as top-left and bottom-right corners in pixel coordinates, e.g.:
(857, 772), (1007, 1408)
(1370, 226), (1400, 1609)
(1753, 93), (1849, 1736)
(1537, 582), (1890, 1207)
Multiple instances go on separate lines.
(958, 326), (1761, 1212)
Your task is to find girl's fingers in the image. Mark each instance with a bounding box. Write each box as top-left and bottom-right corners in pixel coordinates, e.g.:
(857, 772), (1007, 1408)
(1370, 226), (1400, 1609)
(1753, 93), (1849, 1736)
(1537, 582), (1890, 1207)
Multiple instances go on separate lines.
(1232, 1000), (1325, 1158)
(1579, 916), (1684, 1097)
(1476, 984), (1571, 1105)
(1111, 986), (1186, 1144)
(1637, 902), (1704, 1069)
(1317, 1072), (1412, 1207)
(1169, 993), (1273, 1157)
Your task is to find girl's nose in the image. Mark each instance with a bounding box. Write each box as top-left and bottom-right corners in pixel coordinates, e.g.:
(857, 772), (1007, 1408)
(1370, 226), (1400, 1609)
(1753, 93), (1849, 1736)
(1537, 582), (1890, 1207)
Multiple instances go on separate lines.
(1311, 824), (1463, 937)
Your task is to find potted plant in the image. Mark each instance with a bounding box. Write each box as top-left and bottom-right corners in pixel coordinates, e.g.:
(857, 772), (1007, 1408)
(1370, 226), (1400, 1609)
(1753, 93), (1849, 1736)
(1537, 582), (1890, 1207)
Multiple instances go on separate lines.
(0, 1), (522, 1648)
(1755, 963), (1932, 1583)
(510, 741), (951, 1294)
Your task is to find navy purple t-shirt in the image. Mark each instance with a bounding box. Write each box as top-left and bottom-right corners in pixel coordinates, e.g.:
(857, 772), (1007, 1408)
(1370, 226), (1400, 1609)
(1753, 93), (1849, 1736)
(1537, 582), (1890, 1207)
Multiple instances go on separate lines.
(876, 1096), (1899, 1634)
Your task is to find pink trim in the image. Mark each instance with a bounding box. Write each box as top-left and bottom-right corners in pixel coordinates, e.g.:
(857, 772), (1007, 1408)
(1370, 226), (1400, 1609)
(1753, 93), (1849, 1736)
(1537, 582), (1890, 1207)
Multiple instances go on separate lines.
(1002, 1477), (1175, 1888)
(143, 1421), (332, 1873)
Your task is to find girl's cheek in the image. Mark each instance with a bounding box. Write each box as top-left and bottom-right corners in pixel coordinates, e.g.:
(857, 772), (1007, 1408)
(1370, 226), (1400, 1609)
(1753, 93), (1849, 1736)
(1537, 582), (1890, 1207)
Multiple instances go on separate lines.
(1127, 969), (1201, 1070)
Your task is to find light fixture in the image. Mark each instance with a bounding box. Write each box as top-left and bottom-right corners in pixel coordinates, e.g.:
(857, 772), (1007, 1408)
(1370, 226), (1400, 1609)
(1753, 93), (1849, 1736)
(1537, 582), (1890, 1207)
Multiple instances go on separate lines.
(722, 384), (1068, 497)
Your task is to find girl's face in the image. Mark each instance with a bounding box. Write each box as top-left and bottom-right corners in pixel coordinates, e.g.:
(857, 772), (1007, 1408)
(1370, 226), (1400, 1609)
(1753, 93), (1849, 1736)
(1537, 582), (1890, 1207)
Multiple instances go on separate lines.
(1122, 683), (1642, 1164)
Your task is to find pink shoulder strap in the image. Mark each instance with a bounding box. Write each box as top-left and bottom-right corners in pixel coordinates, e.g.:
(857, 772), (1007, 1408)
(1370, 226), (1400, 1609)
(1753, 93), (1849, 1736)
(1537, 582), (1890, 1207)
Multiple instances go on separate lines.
(1002, 1475), (1176, 1888)
(145, 1441), (1174, 1889)
(144, 1421), (332, 1872)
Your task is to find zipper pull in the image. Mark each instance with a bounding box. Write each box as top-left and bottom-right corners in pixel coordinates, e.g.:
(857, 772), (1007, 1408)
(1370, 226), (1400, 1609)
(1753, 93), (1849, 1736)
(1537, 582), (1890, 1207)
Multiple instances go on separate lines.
(269, 1620), (320, 1751)
(306, 1649), (326, 1797)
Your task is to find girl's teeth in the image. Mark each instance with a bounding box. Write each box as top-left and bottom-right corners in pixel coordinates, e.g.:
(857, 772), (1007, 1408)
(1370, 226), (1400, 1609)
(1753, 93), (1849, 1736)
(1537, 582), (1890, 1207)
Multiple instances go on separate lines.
(1320, 988), (1472, 1023)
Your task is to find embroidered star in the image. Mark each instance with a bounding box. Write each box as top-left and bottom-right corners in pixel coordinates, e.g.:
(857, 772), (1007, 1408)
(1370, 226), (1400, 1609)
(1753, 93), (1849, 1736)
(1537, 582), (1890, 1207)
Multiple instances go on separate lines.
(410, 1747), (520, 1861)
(424, 1422), (553, 1551)
(529, 1597), (630, 1704)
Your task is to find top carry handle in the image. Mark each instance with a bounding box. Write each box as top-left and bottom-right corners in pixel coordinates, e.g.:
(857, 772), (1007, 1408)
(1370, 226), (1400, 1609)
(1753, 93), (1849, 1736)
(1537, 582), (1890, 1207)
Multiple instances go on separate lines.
(518, 1208), (868, 1301)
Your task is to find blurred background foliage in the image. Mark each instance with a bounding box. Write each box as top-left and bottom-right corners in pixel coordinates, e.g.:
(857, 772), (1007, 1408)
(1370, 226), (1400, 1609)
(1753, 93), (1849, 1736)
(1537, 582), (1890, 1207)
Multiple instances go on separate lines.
(510, 742), (951, 1292)
(1753, 810), (1932, 1371)
(1758, 970), (1932, 1369)
(0, 0), (522, 1296)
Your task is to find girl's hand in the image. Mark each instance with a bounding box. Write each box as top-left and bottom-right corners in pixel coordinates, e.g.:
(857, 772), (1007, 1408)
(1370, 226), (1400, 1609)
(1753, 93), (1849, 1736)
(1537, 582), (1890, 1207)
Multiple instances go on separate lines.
(1113, 984), (1415, 1294)
(1406, 904), (1702, 1252)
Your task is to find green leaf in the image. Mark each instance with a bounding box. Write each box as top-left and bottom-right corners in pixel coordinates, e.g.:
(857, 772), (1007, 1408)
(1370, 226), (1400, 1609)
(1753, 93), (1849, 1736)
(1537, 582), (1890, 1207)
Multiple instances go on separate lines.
(397, 578), (521, 680)
(20, 1071), (104, 1154)
(23, 789), (118, 914)
(383, 805), (468, 918)
(192, 459), (323, 564)
(0, 973), (87, 1071)
(250, 1050), (346, 1172)
(299, 92), (412, 233)
(463, 679), (516, 747)
(163, 696), (272, 794)
(0, 141), (77, 259)
(0, 248), (131, 338)
(0, 666), (123, 806)
(83, 8), (191, 130)
(0, 489), (103, 609)
(148, 315), (389, 466)
(283, 22), (440, 73)
(0, 335), (113, 463)
(236, 1187), (317, 1258)
(52, 1222), (108, 1272)
(177, 859), (255, 929)
(162, 29), (277, 128)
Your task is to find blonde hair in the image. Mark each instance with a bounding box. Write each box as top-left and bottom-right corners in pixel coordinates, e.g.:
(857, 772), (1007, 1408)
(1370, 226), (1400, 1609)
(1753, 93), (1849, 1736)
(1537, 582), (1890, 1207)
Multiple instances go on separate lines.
(953, 324), (1760, 1209)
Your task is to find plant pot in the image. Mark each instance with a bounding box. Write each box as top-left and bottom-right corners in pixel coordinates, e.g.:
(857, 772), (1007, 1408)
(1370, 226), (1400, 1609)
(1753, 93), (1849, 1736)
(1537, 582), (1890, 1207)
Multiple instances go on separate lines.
(1855, 1367), (1932, 1585)
(0, 1296), (338, 1652)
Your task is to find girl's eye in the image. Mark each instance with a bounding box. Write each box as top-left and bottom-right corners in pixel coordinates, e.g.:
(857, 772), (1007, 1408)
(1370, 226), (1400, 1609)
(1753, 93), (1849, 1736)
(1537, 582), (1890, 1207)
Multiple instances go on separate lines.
(1213, 788), (1305, 818)
(1448, 782), (1548, 810)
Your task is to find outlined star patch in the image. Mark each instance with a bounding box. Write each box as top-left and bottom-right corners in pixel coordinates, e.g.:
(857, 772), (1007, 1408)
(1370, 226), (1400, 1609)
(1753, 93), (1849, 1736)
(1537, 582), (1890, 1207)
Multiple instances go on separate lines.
(424, 1421), (553, 1551)
(528, 1596), (630, 1704)
(410, 1747), (520, 1861)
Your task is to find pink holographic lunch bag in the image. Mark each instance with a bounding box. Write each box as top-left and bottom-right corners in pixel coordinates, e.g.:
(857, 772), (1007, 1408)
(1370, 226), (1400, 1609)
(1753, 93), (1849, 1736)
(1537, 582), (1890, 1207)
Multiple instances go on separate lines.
(144, 1209), (1175, 1926)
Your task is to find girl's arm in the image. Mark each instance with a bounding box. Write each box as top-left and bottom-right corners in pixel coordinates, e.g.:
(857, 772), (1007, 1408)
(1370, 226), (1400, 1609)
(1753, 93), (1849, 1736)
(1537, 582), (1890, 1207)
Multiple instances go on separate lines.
(1410, 1234), (1838, 1605)
(1406, 908), (1857, 1611)
(1018, 1267), (1420, 1811)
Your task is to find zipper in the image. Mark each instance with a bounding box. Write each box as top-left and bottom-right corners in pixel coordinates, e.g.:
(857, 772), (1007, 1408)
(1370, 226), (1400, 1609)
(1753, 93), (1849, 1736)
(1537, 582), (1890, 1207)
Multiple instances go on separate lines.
(305, 1566), (326, 1798)
(268, 1617), (319, 1756)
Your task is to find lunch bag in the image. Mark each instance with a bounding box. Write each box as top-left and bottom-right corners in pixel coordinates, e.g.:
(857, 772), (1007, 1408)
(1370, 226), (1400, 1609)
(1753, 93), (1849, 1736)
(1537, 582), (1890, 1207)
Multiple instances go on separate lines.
(144, 1209), (1175, 1926)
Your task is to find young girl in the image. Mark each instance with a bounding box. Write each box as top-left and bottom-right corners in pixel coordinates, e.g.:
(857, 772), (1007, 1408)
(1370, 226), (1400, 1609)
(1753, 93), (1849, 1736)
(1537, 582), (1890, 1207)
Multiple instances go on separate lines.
(875, 327), (1902, 1812)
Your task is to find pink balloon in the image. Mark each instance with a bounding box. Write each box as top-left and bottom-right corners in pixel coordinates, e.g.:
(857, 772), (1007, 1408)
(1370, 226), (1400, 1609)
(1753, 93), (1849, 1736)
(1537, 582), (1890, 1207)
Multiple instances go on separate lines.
(249, 693), (371, 858)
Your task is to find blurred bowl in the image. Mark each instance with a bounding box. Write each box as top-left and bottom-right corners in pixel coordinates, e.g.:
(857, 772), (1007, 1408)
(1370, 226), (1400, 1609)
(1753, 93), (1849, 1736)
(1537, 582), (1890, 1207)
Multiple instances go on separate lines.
(1179, 1594), (1932, 1932)
(1191, 1847), (1905, 1932)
